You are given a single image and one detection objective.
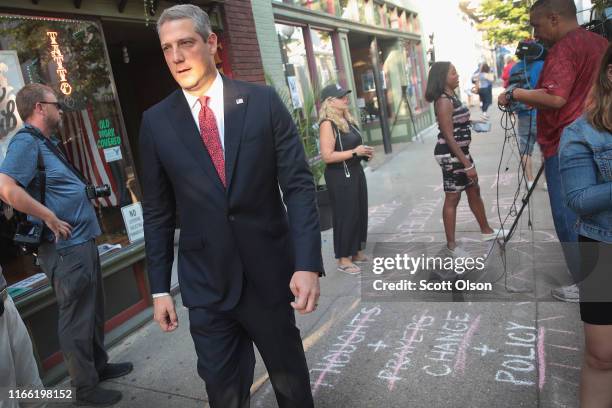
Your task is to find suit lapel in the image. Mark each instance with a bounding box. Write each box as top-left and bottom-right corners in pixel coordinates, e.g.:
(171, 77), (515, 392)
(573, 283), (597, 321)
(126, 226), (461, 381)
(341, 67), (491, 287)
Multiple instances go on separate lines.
(222, 76), (248, 192)
(168, 90), (225, 194)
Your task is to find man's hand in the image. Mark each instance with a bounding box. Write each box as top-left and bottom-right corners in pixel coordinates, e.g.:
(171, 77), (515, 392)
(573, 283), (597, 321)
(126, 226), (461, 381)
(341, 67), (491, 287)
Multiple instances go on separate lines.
(498, 92), (510, 107)
(290, 271), (320, 315)
(153, 295), (179, 332)
(43, 213), (72, 242)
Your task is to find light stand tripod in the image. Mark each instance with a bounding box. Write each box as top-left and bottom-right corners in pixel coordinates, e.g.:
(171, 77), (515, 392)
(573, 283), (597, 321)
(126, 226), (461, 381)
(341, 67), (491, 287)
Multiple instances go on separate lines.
(502, 162), (544, 247)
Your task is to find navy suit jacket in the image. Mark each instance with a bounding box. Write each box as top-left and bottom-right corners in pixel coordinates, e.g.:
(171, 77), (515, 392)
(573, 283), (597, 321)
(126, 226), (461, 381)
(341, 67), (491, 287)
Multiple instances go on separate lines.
(139, 76), (324, 310)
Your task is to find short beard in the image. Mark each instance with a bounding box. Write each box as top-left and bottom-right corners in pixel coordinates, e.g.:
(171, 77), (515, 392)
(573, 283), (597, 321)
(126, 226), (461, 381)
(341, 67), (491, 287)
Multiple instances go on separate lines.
(45, 116), (61, 135)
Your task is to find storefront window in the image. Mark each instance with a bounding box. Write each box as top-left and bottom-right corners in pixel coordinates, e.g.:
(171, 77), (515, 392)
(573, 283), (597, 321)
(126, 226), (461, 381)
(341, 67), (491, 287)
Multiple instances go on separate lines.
(373, 3), (382, 26)
(276, 23), (313, 112)
(405, 13), (413, 32)
(399, 11), (407, 32)
(340, 0), (360, 22)
(0, 14), (142, 298)
(405, 41), (426, 112)
(389, 8), (399, 30)
(364, 0), (376, 26)
(311, 30), (337, 90)
(413, 15), (421, 33)
(357, 0), (367, 24)
(379, 40), (404, 120)
(351, 45), (380, 124)
(300, 0), (324, 12)
(378, 4), (390, 28)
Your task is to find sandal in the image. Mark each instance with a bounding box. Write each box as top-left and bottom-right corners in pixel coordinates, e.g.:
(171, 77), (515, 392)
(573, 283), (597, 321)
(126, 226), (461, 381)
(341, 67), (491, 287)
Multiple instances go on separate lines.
(337, 264), (361, 275)
(352, 255), (370, 263)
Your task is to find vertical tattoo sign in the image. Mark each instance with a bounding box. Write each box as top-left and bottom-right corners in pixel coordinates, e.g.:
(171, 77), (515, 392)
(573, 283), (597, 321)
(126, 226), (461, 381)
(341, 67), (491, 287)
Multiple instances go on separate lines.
(46, 31), (73, 96)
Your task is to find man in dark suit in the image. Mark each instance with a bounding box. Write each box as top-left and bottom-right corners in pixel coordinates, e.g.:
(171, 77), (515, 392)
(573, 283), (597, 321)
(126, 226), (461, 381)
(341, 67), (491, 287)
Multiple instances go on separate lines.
(139, 4), (324, 408)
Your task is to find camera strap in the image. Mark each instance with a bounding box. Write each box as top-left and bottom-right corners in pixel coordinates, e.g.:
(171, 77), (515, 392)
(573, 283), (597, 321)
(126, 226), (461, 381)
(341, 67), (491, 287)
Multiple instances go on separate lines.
(37, 146), (45, 206)
(330, 121), (351, 179)
(19, 128), (91, 186)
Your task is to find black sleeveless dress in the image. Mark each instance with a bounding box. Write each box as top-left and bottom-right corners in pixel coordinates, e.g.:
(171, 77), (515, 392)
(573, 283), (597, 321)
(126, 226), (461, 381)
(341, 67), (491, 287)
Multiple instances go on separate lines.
(322, 120), (368, 259)
(433, 92), (475, 193)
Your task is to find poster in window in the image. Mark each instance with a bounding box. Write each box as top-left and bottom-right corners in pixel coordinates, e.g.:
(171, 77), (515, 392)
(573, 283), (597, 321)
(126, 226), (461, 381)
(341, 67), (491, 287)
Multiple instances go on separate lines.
(287, 76), (302, 109)
(0, 50), (25, 165)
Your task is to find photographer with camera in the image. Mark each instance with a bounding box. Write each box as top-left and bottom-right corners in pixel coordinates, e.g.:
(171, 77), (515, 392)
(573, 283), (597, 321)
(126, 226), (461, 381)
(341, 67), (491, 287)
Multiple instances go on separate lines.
(0, 84), (132, 406)
(498, 0), (608, 302)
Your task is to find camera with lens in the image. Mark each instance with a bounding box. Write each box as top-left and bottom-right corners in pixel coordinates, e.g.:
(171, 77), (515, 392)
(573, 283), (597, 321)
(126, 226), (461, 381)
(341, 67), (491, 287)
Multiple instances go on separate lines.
(12, 208), (46, 254)
(85, 184), (111, 200)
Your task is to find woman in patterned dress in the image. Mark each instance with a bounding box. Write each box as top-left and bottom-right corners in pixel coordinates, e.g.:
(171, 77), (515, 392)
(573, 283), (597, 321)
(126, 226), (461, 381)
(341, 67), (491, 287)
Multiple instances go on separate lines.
(425, 62), (503, 254)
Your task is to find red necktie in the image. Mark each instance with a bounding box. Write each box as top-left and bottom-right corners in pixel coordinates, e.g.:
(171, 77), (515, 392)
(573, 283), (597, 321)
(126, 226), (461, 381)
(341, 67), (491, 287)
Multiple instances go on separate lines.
(198, 96), (226, 187)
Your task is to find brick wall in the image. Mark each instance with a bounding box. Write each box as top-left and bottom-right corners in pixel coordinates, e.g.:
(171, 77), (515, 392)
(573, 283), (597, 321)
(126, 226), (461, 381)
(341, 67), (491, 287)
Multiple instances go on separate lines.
(222, 0), (266, 84)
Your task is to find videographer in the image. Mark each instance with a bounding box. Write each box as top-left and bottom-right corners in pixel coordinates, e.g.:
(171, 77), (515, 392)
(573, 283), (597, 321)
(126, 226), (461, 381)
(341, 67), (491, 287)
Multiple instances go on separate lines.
(0, 84), (132, 406)
(498, 0), (608, 302)
(508, 40), (545, 189)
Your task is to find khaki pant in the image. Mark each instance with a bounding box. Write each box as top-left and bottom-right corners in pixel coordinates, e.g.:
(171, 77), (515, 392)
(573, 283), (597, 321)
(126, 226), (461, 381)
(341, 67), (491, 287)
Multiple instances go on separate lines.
(0, 295), (46, 408)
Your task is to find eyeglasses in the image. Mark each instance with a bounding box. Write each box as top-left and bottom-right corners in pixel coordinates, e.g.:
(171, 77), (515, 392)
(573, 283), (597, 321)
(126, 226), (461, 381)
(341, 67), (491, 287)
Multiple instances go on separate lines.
(38, 101), (63, 109)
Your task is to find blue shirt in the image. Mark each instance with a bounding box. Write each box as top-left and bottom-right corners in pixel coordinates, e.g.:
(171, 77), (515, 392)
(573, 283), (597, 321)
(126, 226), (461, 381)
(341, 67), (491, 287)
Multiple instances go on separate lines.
(0, 125), (101, 249)
(559, 116), (612, 243)
(509, 59), (544, 117)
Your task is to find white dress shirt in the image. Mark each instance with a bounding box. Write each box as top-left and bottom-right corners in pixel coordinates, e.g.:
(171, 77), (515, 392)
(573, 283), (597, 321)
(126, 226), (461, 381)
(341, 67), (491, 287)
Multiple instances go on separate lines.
(182, 71), (225, 154)
(152, 72), (225, 299)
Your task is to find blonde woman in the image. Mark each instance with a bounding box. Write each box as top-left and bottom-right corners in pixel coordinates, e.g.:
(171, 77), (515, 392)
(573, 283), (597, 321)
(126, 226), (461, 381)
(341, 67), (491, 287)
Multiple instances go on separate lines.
(318, 84), (373, 275)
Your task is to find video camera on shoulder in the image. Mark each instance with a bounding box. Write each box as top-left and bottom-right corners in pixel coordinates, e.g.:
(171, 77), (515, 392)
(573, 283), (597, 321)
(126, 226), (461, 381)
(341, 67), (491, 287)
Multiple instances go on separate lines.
(515, 40), (547, 62)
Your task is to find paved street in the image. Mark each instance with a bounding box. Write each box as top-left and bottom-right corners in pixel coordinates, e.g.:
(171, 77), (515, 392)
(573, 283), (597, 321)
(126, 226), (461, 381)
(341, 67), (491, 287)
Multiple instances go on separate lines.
(50, 97), (583, 408)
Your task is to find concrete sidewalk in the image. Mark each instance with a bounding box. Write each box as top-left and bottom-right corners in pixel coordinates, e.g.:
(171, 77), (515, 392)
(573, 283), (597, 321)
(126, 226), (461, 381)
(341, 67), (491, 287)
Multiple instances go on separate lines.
(48, 89), (581, 408)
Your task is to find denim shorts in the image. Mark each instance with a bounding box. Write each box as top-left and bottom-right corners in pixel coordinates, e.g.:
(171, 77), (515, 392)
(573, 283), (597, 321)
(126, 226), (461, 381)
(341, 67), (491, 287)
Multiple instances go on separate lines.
(518, 115), (537, 156)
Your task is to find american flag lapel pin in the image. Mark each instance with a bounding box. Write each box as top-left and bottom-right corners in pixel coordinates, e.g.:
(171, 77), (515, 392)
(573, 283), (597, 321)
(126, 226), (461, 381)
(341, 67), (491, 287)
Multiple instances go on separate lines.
(236, 98), (244, 104)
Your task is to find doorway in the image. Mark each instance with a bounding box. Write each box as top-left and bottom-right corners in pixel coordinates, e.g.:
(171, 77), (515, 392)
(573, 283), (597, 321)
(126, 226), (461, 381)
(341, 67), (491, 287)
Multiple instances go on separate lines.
(101, 20), (177, 181)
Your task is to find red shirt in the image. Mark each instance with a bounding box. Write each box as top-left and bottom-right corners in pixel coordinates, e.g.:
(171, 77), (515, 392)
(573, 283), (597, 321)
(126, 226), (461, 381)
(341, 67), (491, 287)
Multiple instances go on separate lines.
(536, 28), (608, 158)
(502, 61), (515, 88)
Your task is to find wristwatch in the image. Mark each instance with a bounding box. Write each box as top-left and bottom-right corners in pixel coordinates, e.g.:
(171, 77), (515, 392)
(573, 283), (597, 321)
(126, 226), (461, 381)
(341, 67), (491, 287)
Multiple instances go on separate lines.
(352, 150), (358, 158)
(505, 87), (515, 104)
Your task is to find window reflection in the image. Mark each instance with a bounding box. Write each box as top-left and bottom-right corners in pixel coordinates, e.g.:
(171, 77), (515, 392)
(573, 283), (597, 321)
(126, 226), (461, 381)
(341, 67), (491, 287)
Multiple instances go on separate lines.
(340, 0), (359, 21)
(405, 42), (426, 112)
(311, 30), (337, 90)
(0, 15), (141, 297)
(276, 23), (312, 111)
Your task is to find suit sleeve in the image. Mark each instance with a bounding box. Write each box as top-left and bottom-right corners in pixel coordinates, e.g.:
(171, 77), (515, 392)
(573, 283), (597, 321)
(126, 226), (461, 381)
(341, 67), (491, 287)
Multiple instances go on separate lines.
(269, 87), (325, 276)
(139, 113), (177, 294)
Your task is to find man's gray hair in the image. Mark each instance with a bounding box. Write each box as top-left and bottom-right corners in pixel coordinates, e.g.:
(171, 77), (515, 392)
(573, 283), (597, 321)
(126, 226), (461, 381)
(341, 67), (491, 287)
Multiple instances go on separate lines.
(156, 4), (212, 40)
